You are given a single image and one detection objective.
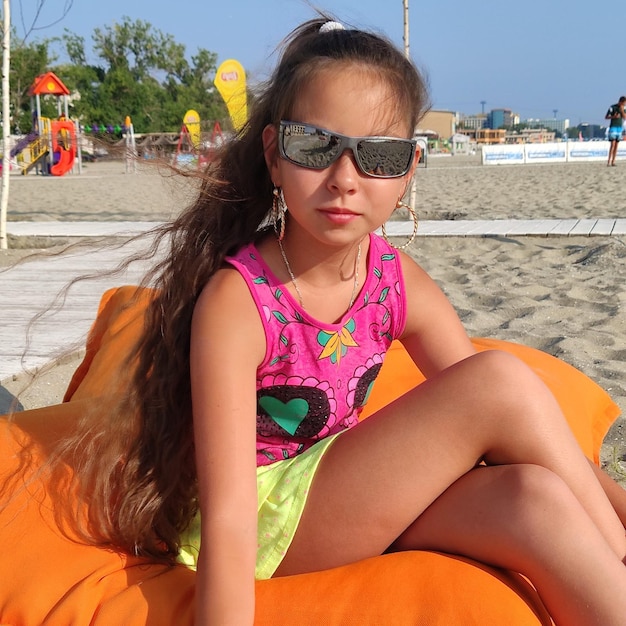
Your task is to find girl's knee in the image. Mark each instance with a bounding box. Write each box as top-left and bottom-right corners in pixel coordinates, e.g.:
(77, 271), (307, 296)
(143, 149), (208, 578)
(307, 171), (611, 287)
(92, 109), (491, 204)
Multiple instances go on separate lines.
(467, 350), (537, 386)
(497, 464), (577, 518)
(464, 350), (559, 414)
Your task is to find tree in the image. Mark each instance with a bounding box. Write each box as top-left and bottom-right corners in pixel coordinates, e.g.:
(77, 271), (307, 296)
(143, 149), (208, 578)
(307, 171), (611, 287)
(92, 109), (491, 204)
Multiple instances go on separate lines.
(4, 16), (229, 136)
(56, 17), (228, 133)
(9, 35), (54, 131)
(0, 13), (231, 248)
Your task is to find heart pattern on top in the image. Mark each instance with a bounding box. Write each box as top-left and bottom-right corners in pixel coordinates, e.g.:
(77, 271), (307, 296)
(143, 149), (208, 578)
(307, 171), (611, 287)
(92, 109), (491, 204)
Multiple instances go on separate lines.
(258, 396), (310, 436)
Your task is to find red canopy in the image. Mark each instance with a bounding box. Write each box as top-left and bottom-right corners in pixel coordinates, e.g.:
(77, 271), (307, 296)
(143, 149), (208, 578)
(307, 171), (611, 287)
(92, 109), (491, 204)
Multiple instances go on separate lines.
(29, 71), (70, 96)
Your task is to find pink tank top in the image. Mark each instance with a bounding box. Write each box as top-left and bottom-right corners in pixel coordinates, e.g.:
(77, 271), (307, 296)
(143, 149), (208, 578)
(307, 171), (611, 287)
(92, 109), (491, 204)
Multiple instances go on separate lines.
(226, 234), (407, 466)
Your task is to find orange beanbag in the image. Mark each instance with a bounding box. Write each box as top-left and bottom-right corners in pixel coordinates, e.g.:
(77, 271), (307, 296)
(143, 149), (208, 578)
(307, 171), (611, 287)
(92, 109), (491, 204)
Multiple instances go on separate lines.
(0, 285), (620, 625)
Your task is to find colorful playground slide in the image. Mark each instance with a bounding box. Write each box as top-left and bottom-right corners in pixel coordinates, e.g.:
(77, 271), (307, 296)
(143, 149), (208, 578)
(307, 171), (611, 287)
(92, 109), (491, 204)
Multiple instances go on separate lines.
(50, 121), (76, 177)
(50, 144), (75, 176)
(11, 119), (76, 176)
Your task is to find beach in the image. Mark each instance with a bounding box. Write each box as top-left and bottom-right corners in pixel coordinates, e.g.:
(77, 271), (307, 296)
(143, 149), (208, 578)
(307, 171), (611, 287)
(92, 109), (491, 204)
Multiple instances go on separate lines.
(1, 155), (625, 482)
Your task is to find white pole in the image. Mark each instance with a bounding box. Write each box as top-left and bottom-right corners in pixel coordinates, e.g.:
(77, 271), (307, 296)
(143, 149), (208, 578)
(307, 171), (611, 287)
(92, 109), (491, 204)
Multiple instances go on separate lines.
(0, 0), (11, 250)
(124, 116), (137, 174)
(75, 119), (82, 174)
(403, 0), (419, 209)
(403, 0), (409, 58)
(130, 123), (137, 173)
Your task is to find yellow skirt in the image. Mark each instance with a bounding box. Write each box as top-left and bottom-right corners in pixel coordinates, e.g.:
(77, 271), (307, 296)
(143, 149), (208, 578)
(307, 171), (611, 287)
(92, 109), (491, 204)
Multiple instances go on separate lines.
(179, 433), (340, 580)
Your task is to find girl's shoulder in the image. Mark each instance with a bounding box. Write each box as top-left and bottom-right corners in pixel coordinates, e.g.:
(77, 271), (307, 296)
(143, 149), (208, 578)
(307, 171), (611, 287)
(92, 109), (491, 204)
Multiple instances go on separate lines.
(196, 241), (263, 317)
(193, 263), (266, 360)
(196, 264), (252, 315)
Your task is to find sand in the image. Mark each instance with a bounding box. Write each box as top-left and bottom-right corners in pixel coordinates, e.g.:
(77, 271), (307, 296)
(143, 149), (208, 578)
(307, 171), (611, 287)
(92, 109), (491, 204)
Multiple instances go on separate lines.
(1, 154), (625, 483)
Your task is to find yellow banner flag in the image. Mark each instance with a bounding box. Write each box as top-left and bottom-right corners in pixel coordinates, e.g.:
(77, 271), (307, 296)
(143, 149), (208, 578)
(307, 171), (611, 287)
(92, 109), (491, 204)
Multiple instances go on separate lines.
(214, 59), (248, 132)
(183, 109), (201, 149)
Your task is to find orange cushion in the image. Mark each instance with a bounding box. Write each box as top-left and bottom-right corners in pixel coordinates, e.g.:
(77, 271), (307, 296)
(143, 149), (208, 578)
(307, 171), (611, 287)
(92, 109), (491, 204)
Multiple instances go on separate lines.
(1, 285), (620, 625)
(0, 406), (195, 626)
(0, 408), (551, 626)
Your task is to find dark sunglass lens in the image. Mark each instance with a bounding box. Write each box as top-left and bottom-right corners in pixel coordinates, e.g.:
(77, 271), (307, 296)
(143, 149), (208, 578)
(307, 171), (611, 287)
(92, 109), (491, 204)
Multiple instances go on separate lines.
(282, 125), (341, 168)
(356, 140), (413, 177)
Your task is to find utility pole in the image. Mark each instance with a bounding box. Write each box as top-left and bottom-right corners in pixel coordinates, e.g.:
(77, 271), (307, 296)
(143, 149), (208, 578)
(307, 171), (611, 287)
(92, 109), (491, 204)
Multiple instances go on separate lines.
(402, 0), (418, 210)
(1, 0), (10, 250)
(403, 0), (409, 58)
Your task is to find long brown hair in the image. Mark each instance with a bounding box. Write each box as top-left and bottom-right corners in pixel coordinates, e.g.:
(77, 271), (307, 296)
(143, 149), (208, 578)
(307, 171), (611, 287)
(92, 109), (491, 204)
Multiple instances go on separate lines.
(53, 15), (431, 562)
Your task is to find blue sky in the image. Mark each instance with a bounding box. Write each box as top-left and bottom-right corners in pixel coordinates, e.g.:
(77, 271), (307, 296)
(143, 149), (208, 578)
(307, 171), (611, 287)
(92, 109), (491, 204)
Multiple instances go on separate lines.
(15, 0), (618, 126)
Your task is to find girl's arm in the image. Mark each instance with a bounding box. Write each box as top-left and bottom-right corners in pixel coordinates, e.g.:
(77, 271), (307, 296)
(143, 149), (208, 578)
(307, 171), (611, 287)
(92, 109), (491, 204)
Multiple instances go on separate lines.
(398, 252), (476, 377)
(190, 268), (266, 626)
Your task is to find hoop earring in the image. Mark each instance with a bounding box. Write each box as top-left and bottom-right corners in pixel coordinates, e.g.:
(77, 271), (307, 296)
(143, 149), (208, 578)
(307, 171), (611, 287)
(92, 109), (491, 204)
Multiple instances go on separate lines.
(381, 200), (418, 249)
(272, 186), (287, 241)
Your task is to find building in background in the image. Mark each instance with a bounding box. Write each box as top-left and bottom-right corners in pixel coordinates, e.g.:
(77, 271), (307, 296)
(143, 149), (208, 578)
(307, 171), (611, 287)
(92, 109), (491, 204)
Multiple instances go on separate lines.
(450, 133), (471, 154)
(505, 128), (556, 143)
(415, 110), (457, 153)
(475, 129), (506, 144)
(487, 108), (519, 129)
(525, 118), (570, 134)
(458, 113), (487, 130)
(415, 104), (576, 152)
(416, 110), (456, 139)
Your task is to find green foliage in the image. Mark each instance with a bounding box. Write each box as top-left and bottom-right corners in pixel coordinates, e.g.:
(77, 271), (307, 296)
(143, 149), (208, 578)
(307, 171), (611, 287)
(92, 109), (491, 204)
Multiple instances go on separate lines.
(9, 17), (230, 134)
(8, 33), (56, 132)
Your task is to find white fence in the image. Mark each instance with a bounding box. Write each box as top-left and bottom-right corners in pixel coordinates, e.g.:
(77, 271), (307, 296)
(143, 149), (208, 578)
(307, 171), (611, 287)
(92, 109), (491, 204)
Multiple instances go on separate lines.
(482, 141), (626, 165)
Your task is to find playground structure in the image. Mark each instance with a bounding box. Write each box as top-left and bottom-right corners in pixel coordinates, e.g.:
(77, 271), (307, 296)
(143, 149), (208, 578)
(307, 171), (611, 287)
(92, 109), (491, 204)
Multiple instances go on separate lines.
(9, 70), (138, 177)
(7, 56), (249, 177)
(7, 67), (239, 176)
(12, 72), (79, 177)
(173, 111), (224, 167)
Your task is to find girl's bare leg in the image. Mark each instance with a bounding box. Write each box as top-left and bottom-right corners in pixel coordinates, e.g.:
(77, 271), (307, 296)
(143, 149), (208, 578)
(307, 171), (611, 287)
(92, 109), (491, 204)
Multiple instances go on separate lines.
(275, 351), (626, 625)
(590, 460), (626, 529)
(390, 464), (626, 626)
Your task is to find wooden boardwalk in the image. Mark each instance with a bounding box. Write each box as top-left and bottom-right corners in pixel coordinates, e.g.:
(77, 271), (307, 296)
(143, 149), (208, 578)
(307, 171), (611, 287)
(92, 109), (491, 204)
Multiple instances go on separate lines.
(7, 218), (626, 238)
(1, 239), (152, 381)
(2, 218), (625, 381)
(383, 218), (626, 237)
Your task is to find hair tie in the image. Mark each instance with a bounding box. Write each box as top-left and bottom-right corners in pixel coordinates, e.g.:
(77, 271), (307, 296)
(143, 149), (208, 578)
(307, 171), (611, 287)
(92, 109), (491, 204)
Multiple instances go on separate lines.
(319, 21), (345, 33)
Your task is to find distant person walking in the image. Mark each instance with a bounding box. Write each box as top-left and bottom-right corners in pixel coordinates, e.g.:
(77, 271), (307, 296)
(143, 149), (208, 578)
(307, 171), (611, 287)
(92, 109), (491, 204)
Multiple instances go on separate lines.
(605, 96), (626, 165)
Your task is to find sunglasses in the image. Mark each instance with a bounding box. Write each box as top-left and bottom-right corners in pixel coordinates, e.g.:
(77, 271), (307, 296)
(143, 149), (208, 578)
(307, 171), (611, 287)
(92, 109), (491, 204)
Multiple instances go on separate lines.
(278, 121), (417, 178)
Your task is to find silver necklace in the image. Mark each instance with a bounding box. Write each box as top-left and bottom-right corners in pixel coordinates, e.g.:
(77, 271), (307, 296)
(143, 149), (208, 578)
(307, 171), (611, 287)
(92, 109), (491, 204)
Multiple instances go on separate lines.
(277, 238), (362, 310)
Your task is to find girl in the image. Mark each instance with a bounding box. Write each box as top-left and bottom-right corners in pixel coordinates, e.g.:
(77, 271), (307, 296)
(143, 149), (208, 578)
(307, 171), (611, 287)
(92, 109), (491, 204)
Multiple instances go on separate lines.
(39, 16), (626, 626)
(186, 19), (626, 624)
